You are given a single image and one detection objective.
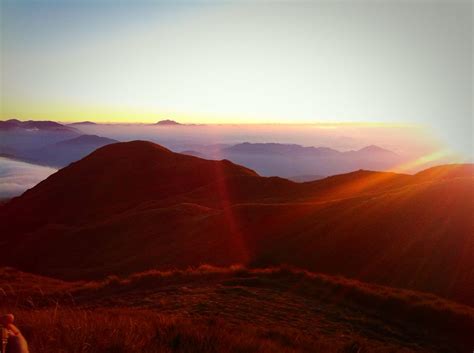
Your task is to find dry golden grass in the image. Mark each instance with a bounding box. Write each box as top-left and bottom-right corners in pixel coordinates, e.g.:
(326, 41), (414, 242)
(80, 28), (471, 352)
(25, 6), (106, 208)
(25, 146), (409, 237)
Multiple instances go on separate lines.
(5, 307), (424, 353)
(77, 265), (474, 341)
(2, 266), (473, 353)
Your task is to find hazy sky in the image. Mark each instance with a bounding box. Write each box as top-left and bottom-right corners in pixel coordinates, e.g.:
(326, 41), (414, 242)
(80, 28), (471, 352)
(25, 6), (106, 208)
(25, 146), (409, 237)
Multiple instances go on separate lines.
(1, 0), (472, 156)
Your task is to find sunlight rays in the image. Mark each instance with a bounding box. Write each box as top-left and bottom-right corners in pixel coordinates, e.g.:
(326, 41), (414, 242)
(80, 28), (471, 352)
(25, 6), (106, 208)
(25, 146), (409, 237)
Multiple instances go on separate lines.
(390, 149), (465, 174)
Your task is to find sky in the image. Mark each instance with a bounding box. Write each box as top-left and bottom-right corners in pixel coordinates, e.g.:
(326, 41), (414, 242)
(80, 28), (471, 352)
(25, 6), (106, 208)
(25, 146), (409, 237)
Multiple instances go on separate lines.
(0, 0), (472, 157)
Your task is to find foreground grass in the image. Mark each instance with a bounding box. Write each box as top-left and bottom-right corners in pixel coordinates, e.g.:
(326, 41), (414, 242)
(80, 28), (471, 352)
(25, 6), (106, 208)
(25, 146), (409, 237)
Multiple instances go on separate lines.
(76, 265), (474, 344)
(5, 307), (416, 353)
(2, 265), (473, 352)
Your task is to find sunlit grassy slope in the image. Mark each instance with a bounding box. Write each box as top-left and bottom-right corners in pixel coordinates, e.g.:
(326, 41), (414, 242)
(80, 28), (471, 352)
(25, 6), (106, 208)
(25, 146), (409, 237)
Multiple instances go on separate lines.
(0, 142), (472, 307)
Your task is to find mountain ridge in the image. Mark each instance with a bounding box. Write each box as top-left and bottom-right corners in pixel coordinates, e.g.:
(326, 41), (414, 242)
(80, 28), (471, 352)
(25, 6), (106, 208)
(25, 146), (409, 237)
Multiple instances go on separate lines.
(193, 141), (402, 177)
(17, 134), (119, 167)
(0, 141), (472, 306)
(0, 119), (79, 133)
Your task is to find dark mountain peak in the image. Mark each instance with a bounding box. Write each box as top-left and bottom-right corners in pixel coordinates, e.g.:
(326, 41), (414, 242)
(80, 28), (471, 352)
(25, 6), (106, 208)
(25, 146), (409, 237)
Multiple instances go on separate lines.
(87, 141), (258, 179)
(0, 140), (258, 226)
(156, 119), (181, 126)
(78, 140), (176, 167)
(92, 140), (172, 156)
(5, 118), (21, 124)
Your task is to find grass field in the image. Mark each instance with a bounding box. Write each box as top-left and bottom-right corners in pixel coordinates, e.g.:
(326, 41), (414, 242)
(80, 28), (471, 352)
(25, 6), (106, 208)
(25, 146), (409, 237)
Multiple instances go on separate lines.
(2, 266), (473, 353)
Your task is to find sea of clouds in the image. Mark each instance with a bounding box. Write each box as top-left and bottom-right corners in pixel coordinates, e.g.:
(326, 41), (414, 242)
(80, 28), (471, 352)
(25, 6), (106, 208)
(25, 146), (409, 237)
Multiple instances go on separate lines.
(0, 157), (56, 199)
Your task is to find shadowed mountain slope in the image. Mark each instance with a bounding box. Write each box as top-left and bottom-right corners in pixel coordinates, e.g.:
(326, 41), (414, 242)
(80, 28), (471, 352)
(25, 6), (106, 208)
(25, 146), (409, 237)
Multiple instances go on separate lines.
(0, 141), (472, 306)
(0, 141), (257, 226)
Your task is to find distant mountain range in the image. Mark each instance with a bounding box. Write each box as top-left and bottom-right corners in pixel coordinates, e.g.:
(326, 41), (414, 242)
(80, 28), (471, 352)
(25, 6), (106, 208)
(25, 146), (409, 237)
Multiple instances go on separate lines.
(224, 142), (342, 155)
(20, 134), (118, 167)
(183, 142), (403, 177)
(0, 119), (119, 167)
(224, 142), (395, 157)
(0, 119), (80, 155)
(1, 140), (472, 307)
(1, 119), (407, 177)
(0, 119), (78, 133)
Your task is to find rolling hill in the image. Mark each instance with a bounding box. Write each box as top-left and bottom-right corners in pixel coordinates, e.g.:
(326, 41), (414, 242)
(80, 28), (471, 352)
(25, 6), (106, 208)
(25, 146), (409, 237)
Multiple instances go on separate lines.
(0, 141), (472, 306)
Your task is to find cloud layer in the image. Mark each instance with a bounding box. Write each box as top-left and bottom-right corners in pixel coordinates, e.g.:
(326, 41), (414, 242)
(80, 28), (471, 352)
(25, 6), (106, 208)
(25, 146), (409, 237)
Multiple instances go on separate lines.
(0, 157), (56, 199)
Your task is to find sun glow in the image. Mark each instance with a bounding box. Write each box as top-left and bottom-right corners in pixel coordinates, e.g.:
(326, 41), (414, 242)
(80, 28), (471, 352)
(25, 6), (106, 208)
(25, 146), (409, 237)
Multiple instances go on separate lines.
(2, 1), (471, 157)
(390, 150), (465, 174)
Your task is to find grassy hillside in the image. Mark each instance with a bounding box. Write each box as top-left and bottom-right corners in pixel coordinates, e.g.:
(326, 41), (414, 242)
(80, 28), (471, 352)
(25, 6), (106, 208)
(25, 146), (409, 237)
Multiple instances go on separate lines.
(1, 266), (473, 353)
(0, 142), (472, 306)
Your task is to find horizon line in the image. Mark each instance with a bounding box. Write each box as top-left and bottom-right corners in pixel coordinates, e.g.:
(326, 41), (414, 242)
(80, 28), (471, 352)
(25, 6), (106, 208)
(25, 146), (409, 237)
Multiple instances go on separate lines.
(2, 117), (418, 128)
